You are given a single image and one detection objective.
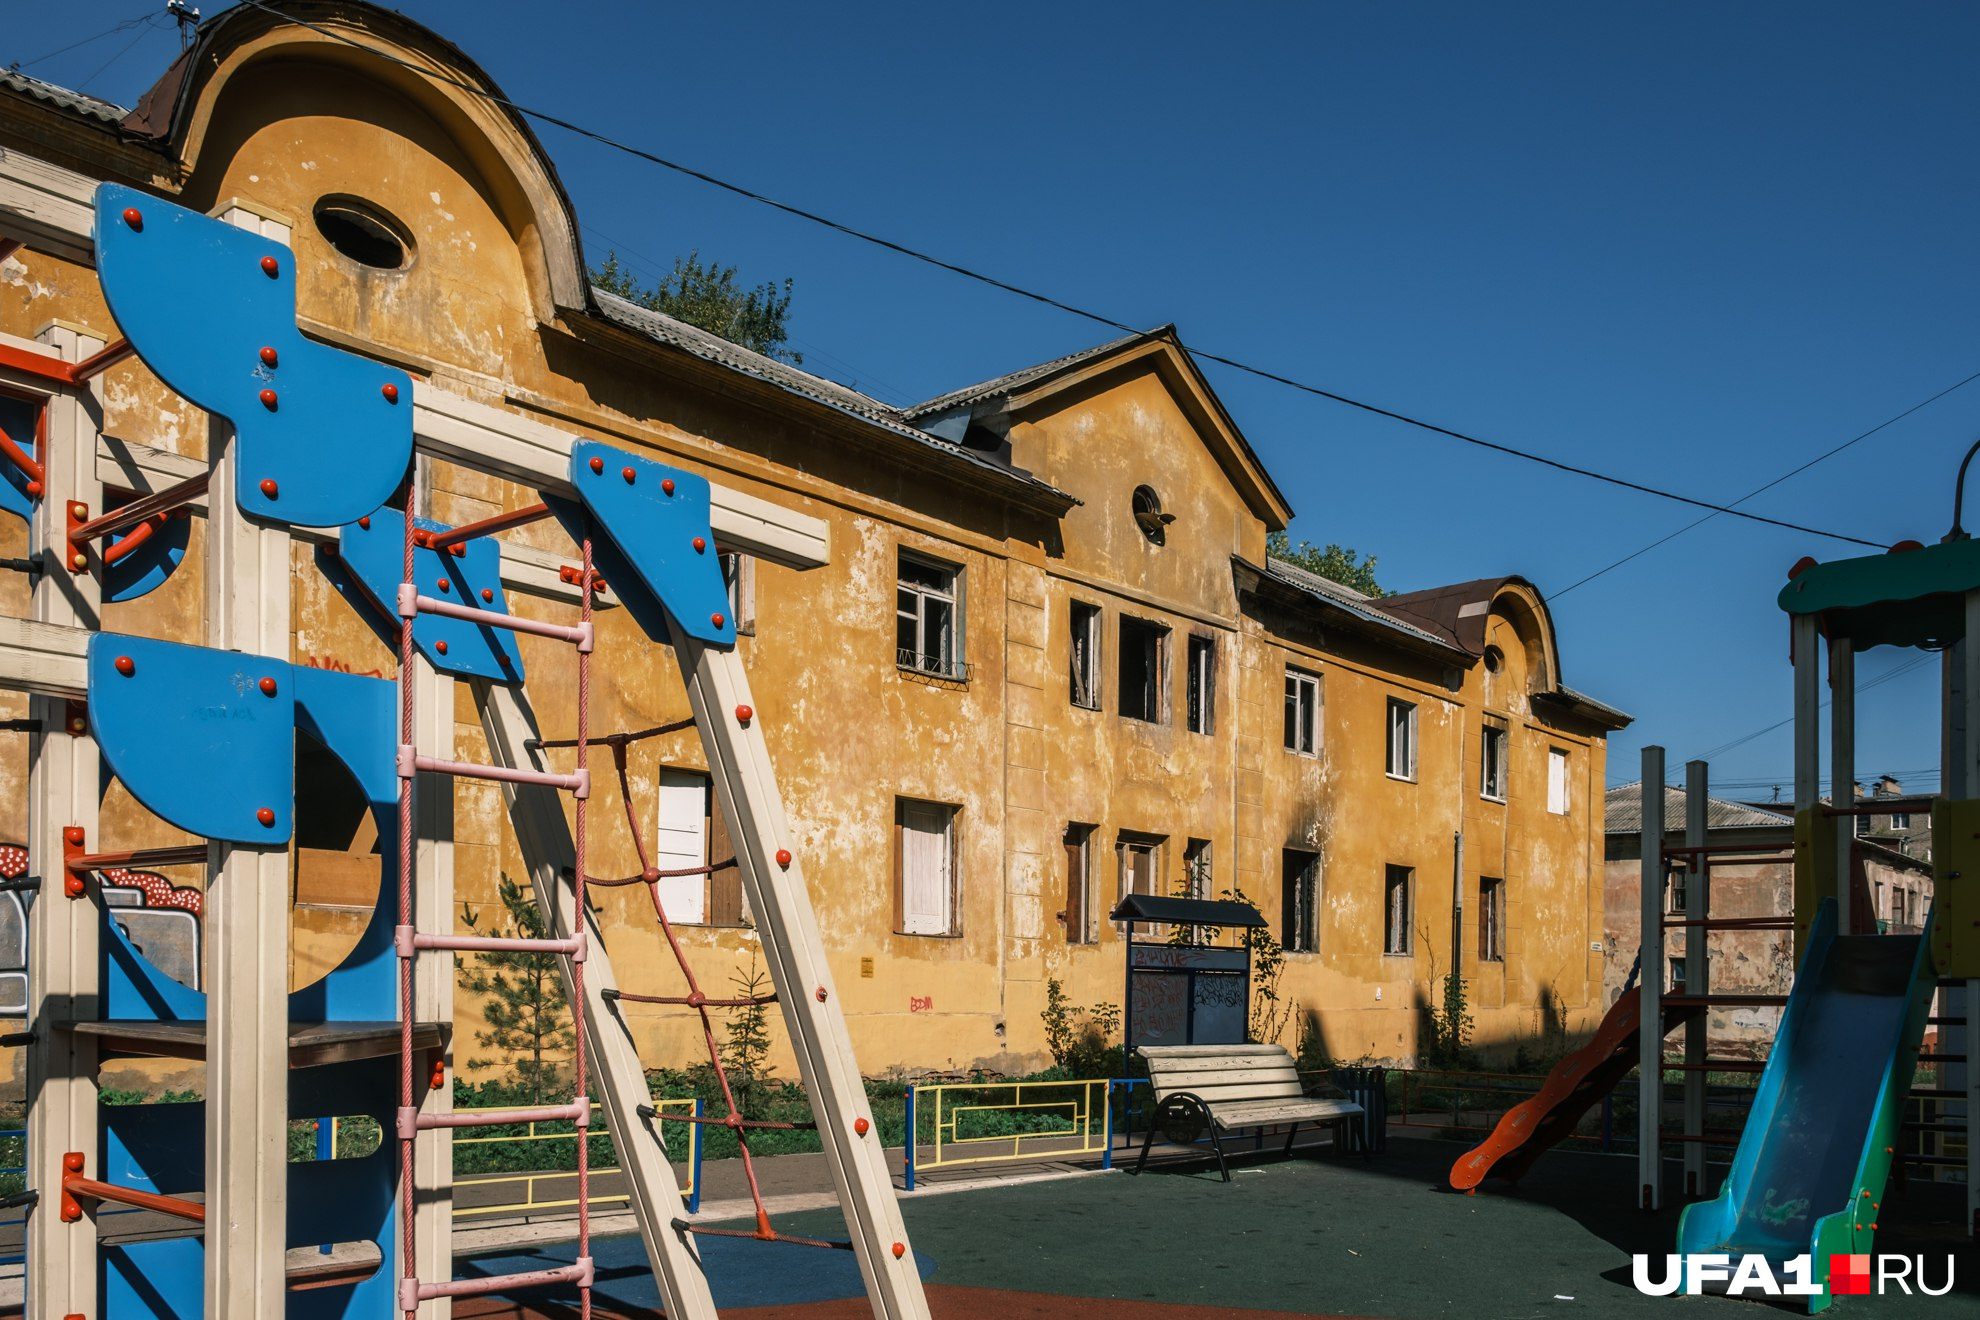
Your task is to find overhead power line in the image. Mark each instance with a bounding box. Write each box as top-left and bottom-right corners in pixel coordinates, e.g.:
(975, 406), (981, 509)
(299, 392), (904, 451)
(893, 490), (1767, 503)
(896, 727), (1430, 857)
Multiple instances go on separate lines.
(1554, 363), (1980, 600)
(228, 0), (1888, 550)
(1676, 652), (1938, 768)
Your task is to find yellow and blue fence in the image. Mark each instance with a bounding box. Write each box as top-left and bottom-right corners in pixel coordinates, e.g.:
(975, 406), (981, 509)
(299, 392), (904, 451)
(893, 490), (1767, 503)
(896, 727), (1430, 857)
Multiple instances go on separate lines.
(902, 1078), (1119, 1190)
(448, 1096), (702, 1220)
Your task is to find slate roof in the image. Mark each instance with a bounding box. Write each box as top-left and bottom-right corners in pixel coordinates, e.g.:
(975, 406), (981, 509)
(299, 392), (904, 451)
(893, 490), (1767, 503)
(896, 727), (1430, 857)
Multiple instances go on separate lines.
(901, 329), (1156, 419)
(0, 69), (128, 125)
(1605, 783), (1792, 834)
(591, 290), (1076, 505)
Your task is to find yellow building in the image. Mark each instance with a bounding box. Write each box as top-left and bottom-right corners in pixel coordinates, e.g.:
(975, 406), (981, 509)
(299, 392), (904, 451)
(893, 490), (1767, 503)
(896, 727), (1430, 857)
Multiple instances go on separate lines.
(0, 1), (1627, 1082)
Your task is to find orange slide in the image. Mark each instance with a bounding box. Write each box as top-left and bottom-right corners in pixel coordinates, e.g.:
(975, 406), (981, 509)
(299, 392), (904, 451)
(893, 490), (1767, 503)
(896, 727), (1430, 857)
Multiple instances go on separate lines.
(1448, 986), (1701, 1191)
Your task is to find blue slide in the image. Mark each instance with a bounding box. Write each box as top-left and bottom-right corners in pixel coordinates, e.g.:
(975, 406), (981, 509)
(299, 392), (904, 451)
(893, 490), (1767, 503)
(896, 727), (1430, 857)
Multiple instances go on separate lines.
(1676, 898), (1937, 1313)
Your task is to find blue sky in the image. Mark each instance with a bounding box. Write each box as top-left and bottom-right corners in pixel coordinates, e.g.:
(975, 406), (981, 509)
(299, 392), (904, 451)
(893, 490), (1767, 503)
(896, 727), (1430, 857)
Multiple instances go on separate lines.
(11, 2), (1977, 801)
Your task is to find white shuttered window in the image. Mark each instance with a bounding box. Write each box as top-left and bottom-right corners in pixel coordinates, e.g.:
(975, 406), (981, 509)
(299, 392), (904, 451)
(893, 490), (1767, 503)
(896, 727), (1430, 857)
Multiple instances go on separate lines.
(897, 799), (957, 935)
(1547, 747), (1570, 815)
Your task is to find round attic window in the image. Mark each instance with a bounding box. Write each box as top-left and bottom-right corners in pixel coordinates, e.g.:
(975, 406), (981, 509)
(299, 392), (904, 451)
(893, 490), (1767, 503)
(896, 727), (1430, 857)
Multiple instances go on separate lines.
(1132, 485), (1173, 545)
(1483, 645), (1504, 674)
(313, 196), (413, 271)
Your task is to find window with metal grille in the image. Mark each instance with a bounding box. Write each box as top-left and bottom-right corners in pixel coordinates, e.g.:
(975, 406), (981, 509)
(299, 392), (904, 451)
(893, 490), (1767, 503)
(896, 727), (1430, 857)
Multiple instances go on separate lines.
(897, 552), (964, 679)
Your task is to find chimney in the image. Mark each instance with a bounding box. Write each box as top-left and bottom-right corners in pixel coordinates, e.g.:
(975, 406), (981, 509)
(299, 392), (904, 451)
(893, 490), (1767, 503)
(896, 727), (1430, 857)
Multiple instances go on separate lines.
(1878, 774), (1900, 797)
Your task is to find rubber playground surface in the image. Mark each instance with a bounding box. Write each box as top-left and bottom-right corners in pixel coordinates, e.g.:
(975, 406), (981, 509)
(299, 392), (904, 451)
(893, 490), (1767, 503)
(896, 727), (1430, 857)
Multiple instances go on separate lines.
(453, 1135), (1980, 1318)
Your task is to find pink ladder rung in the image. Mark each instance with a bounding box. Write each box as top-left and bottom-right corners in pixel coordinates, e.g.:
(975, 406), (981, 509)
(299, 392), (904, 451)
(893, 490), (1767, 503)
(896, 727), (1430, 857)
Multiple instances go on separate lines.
(397, 745), (589, 797)
(395, 924), (585, 961)
(399, 1257), (594, 1309)
(396, 583), (593, 651)
(396, 1098), (590, 1139)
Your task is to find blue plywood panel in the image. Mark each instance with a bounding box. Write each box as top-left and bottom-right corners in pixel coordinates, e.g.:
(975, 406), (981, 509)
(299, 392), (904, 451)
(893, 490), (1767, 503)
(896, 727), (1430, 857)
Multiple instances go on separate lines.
(103, 510), (191, 604)
(92, 184), (411, 529)
(106, 1237), (203, 1320)
(88, 634), (294, 844)
(0, 393), (37, 525)
(336, 508), (524, 683)
(565, 441), (733, 647)
(104, 917), (205, 1023)
(289, 1057), (397, 1320)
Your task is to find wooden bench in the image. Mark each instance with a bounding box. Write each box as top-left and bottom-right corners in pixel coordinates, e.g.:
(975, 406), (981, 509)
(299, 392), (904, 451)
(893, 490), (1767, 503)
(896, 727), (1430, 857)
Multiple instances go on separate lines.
(1131, 1043), (1366, 1181)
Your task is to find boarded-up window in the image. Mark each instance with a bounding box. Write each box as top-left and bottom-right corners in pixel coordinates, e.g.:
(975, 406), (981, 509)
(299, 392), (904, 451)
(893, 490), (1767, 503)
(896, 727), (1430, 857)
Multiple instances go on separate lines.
(1117, 833), (1165, 937)
(1547, 747), (1570, 815)
(896, 799), (958, 936)
(652, 769), (741, 926)
(1283, 849), (1319, 954)
(1063, 823), (1095, 944)
(1384, 864), (1412, 955)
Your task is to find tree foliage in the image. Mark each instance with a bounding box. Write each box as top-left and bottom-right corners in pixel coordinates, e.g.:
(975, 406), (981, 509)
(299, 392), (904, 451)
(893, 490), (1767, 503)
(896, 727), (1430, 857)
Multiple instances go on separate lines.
(1266, 530), (1386, 597)
(459, 872), (574, 1103)
(593, 250), (801, 364)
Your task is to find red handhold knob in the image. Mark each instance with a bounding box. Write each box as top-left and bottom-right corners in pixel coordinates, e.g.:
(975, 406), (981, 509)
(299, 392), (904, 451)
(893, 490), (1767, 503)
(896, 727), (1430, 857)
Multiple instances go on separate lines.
(693, 537), (706, 553)
(589, 456), (604, 474)
(854, 1117), (870, 1136)
(776, 849), (792, 868)
(63, 826), (84, 845)
(260, 478), (278, 498)
(259, 389), (278, 409)
(257, 807), (275, 827)
(437, 578), (451, 593)
(122, 207), (143, 231)
(436, 640), (449, 655)
(68, 716), (86, 734)
(259, 346), (278, 367)
(358, 516), (371, 529)
(661, 479), (675, 496)
(711, 613), (726, 629)
(892, 1243), (906, 1259)
(735, 704), (753, 722)
(621, 466), (636, 483)
(113, 655), (135, 676)
(25, 482), (41, 498)
(815, 986), (828, 1002)
(430, 1059), (446, 1091)
(260, 255), (280, 277)
(481, 588), (494, 602)
(258, 676), (277, 696)
(381, 382), (400, 403)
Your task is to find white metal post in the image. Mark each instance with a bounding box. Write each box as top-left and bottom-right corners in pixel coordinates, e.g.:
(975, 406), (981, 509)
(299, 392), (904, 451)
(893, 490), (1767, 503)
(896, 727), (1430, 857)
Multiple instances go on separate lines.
(1638, 746), (1665, 1211)
(1829, 636), (1855, 934)
(1683, 760), (1708, 1198)
(24, 323), (103, 1320)
(202, 206), (294, 1318)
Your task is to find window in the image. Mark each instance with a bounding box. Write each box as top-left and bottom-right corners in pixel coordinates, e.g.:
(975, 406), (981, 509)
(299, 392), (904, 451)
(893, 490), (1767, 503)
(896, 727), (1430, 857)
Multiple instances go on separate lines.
(313, 195), (413, 270)
(1283, 850), (1319, 954)
(897, 553), (963, 679)
(1668, 865), (1687, 915)
(1479, 877), (1505, 962)
(895, 799), (958, 935)
(1131, 484), (1171, 545)
(1547, 747), (1570, 815)
(1480, 723), (1508, 801)
(720, 552), (756, 636)
(1874, 881), (1886, 923)
(1178, 838), (1213, 943)
(1186, 635), (1215, 734)
(1284, 669), (1321, 756)
(1116, 833), (1165, 938)
(1118, 616), (1170, 723)
(652, 769), (741, 925)
(1384, 864), (1412, 955)
(1906, 887), (1921, 928)
(1070, 602), (1101, 709)
(1386, 699), (1417, 781)
(1669, 957), (1686, 991)
(1062, 823), (1095, 944)
(1890, 812), (1911, 831)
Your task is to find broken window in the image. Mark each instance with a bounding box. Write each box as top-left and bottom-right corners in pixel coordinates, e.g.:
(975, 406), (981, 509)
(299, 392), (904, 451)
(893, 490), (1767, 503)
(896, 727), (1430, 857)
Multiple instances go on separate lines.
(1116, 833), (1165, 938)
(1118, 616), (1169, 723)
(896, 799), (958, 936)
(1481, 722), (1508, 801)
(1386, 699), (1417, 781)
(1283, 850), (1319, 954)
(897, 552), (963, 679)
(1480, 876), (1505, 963)
(1284, 668), (1320, 756)
(1384, 864), (1412, 955)
(1070, 601), (1101, 710)
(1186, 635), (1215, 734)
